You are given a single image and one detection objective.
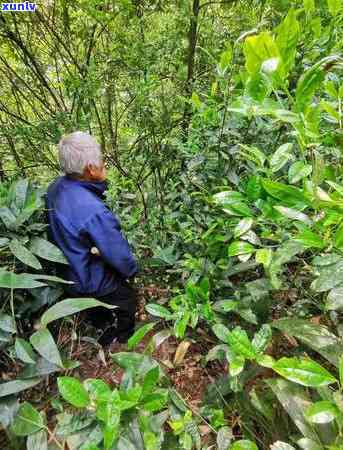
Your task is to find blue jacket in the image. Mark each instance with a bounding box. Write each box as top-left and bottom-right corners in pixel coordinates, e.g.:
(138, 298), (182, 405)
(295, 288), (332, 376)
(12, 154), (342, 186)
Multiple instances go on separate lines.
(46, 176), (138, 296)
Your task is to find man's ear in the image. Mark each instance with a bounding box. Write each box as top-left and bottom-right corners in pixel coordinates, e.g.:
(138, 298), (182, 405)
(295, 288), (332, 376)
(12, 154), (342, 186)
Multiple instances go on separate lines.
(83, 163), (93, 179)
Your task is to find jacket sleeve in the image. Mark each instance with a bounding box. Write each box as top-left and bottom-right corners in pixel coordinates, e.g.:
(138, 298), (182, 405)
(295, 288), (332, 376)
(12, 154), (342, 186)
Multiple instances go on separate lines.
(84, 208), (138, 279)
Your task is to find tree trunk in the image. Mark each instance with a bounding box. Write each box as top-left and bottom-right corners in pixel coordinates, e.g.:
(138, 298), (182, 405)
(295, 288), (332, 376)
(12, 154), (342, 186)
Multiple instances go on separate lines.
(181, 0), (200, 137)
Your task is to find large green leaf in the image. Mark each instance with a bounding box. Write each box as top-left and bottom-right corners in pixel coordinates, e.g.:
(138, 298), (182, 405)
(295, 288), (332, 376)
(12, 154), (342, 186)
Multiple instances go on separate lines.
(270, 143), (294, 173)
(267, 378), (319, 441)
(27, 430), (48, 450)
(128, 322), (155, 350)
(0, 207), (17, 230)
(272, 357), (336, 387)
(228, 241), (255, 257)
(327, 0), (342, 15)
(29, 237), (69, 264)
(0, 271), (47, 289)
(212, 324), (231, 343)
(244, 32), (280, 76)
(294, 228), (325, 249)
(0, 378), (41, 397)
(326, 288), (343, 311)
(271, 442), (296, 450)
(9, 239), (42, 270)
(234, 218), (253, 238)
(15, 338), (37, 364)
(288, 162), (312, 184)
(227, 327), (257, 359)
(262, 179), (307, 206)
(57, 377), (90, 408)
(112, 352), (161, 379)
(252, 324), (272, 353)
(273, 318), (343, 367)
(145, 303), (173, 320)
(230, 440), (258, 450)
(305, 400), (339, 424)
(311, 260), (343, 292)
(295, 55), (343, 112)
(9, 179), (29, 211)
(40, 298), (116, 327)
(276, 9), (299, 75)
(11, 402), (44, 436)
(0, 313), (16, 333)
(274, 206), (311, 225)
(30, 328), (63, 367)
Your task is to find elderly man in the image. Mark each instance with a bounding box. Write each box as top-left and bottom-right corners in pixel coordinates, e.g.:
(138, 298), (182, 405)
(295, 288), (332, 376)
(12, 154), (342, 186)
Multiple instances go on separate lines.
(46, 131), (138, 346)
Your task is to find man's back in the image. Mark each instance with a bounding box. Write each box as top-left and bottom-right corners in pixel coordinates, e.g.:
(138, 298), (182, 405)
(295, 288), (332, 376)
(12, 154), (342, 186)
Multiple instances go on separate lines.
(46, 176), (138, 296)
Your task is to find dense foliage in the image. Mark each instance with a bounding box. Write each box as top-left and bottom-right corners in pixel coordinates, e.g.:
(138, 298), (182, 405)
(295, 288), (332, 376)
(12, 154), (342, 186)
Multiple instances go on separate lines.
(0, 0), (343, 449)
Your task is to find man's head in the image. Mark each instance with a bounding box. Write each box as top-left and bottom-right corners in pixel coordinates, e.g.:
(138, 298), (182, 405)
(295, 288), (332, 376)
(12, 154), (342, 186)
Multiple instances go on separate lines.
(58, 131), (106, 181)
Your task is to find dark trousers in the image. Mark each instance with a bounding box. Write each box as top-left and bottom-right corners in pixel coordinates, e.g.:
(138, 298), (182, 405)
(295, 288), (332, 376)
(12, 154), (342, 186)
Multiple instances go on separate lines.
(87, 281), (137, 345)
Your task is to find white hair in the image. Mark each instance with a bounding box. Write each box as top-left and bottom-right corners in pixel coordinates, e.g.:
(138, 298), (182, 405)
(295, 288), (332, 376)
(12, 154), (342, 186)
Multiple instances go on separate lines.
(58, 131), (102, 175)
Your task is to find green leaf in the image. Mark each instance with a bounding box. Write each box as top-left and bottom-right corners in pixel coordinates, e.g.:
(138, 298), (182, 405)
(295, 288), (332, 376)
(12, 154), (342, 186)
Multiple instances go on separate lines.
(268, 378), (319, 441)
(0, 271), (46, 289)
(128, 323), (155, 350)
(26, 429), (48, 450)
(334, 223), (343, 249)
(270, 143), (293, 173)
(228, 241), (255, 257)
(288, 162), (312, 184)
(327, 0), (342, 15)
(142, 366), (160, 395)
(217, 427), (233, 450)
(311, 260), (343, 292)
(262, 179), (306, 206)
(294, 228), (325, 249)
(234, 218), (253, 238)
(305, 400), (339, 424)
(303, 0), (315, 15)
(326, 288), (343, 311)
(40, 298), (116, 327)
(57, 377), (90, 408)
(143, 390), (168, 412)
(271, 442), (296, 450)
(276, 9), (300, 75)
(15, 338), (37, 364)
(174, 310), (190, 338)
(252, 324), (272, 353)
(218, 46), (232, 75)
(9, 239), (42, 270)
(29, 237), (69, 265)
(30, 328), (63, 368)
(244, 32), (280, 77)
(145, 303), (172, 319)
(0, 207), (17, 230)
(296, 55), (343, 113)
(11, 402), (44, 436)
(273, 357), (336, 387)
(0, 378), (41, 398)
(112, 352), (161, 379)
(339, 357), (343, 387)
(229, 355), (245, 376)
(274, 206), (312, 225)
(230, 440), (258, 450)
(10, 179), (29, 210)
(255, 248), (272, 268)
(0, 313), (16, 333)
(84, 379), (111, 402)
(273, 317), (343, 367)
(212, 324), (231, 343)
(227, 327), (257, 359)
